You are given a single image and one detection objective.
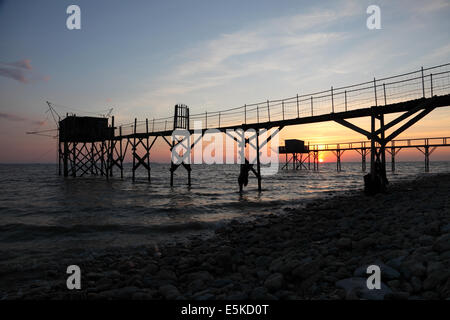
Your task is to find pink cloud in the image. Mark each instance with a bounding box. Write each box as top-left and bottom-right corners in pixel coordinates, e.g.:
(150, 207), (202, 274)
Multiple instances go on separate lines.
(9, 59), (33, 70)
(0, 59), (49, 84)
(0, 112), (46, 126)
(0, 67), (29, 83)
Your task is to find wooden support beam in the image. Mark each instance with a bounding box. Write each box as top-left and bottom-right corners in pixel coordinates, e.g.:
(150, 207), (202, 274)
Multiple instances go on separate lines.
(385, 107), (435, 142)
(373, 102), (428, 136)
(334, 118), (373, 140)
(259, 126), (284, 149)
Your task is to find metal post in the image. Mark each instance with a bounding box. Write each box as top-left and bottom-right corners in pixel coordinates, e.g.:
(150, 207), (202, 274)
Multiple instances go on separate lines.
(132, 118), (137, 181)
(362, 147), (366, 172)
(173, 105), (178, 130)
(187, 167), (191, 186)
(380, 113), (386, 182)
(310, 96), (313, 116)
(374, 78), (377, 106)
(331, 86), (334, 113)
(267, 100), (270, 122)
(244, 104), (247, 124)
(336, 144), (340, 172)
(205, 112), (207, 129)
(73, 142), (77, 177)
(218, 112), (221, 128)
(370, 113), (376, 177)
(170, 138), (174, 187)
(146, 118), (150, 182)
(63, 141), (68, 177)
(344, 90), (347, 112)
(256, 129), (261, 192)
(316, 150), (319, 171)
(282, 101), (285, 120)
(58, 138), (62, 176)
(383, 83), (387, 105)
(430, 74), (433, 97)
(421, 67), (425, 98)
(90, 143), (95, 175)
(119, 126), (123, 179)
(308, 142), (311, 170)
(108, 117), (114, 177)
(293, 153), (296, 170)
(296, 94), (300, 118)
(257, 105), (259, 123)
(102, 141), (106, 178)
(391, 143), (396, 172)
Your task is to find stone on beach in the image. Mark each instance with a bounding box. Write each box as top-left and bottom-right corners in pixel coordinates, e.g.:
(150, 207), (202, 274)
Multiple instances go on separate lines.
(264, 273), (284, 292)
(353, 262), (400, 280)
(336, 277), (392, 300)
(159, 284), (180, 300)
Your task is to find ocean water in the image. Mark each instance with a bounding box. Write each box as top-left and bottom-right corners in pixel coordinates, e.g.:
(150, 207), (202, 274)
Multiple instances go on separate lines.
(0, 162), (449, 265)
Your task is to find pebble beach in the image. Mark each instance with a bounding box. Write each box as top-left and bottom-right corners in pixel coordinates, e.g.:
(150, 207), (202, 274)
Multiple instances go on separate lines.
(1, 173), (449, 300)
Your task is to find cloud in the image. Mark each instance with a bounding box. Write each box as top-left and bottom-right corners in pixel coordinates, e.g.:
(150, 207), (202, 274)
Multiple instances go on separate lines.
(8, 59), (33, 70)
(129, 1), (362, 115)
(0, 59), (49, 84)
(412, 0), (450, 13)
(0, 67), (29, 83)
(421, 43), (450, 64)
(121, 0), (446, 121)
(0, 112), (46, 126)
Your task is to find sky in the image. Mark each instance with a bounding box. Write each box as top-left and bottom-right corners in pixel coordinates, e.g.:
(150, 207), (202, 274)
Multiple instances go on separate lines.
(0, 0), (449, 163)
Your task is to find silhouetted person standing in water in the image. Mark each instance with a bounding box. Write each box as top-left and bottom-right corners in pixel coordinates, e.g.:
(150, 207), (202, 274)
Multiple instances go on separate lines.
(238, 160), (251, 192)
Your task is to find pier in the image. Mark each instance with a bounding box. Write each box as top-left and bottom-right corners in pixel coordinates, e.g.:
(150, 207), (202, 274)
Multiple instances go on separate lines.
(49, 63), (450, 194)
(280, 137), (450, 173)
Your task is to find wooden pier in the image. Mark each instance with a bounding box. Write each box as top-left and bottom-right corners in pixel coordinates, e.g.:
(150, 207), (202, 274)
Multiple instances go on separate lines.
(53, 63), (450, 194)
(281, 137), (450, 173)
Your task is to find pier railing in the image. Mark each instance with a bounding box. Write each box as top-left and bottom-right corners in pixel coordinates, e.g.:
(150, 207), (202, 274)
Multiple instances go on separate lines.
(309, 136), (450, 151)
(117, 63), (450, 136)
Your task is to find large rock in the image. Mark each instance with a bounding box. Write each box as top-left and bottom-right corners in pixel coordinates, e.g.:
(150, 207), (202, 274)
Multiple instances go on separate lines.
(337, 238), (352, 250)
(186, 271), (213, 283)
(291, 258), (323, 280)
(250, 286), (277, 300)
(401, 260), (426, 278)
(264, 273), (284, 292)
(336, 277), (392, 300)
(353, 237), (376, 250)
(386, 255), (406, 270)
(441, 223), (450, 234)
(423, 270), (450, 291)
(433, 234), (450, 253)
(159, 284), (180, 300)
(156, 269), (177, 281)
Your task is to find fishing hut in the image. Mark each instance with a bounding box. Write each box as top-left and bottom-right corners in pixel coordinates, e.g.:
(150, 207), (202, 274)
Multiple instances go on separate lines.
(58, 115), (114, 177)
(279, 139), (315, 170)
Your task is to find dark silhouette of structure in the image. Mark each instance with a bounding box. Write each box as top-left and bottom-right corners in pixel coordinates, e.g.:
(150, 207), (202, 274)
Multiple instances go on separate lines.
(52, 63), (450, 194)
(59, 115), (114, 177)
